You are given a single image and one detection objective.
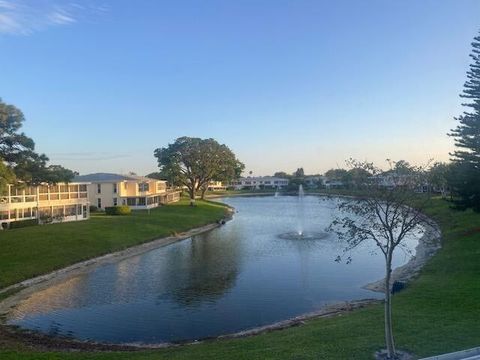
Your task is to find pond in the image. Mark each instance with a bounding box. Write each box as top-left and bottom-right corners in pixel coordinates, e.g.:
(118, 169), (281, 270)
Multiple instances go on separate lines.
(6, 195), (419, 345)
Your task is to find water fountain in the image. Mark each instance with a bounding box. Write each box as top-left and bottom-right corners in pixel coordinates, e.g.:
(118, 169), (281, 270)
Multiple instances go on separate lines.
(278, 185), (328, 240)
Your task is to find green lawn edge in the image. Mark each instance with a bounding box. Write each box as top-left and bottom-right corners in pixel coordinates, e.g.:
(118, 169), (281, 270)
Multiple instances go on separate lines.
(1, 197), (480, 359)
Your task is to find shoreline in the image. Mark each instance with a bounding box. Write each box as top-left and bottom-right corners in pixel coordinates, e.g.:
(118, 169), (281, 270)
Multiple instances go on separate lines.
(363, 222), (442, 292)
(0, 194), (442, 352)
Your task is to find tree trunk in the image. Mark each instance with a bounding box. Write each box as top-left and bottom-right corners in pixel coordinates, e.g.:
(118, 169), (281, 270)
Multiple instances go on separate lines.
(384, 252), (396, 358)
(189, 187), (196, 207)
(201, 187), (207, 200)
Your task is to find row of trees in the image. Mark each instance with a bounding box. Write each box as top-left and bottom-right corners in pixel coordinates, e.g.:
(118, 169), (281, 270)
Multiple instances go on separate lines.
(272, 160), (449, 192)
(0, 98), (75, 192)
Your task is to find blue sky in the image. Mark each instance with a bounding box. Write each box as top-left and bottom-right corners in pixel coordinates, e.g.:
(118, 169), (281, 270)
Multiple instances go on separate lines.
(1, 0), (479, 176)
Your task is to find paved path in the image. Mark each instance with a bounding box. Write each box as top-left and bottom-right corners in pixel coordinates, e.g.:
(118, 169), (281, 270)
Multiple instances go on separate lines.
(421, 347), (480, 360)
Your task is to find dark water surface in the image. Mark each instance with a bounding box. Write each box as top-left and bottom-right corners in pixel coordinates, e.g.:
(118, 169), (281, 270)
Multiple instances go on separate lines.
(7, 196), (419, 344)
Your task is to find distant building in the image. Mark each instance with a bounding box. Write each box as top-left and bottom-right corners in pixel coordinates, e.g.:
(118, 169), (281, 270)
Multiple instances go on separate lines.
(0, 183), (89, 228)
(230, 176), (289, 190)
(207, 181), (227, 191)
(73, 173), (181, 210)
(304, 175), (325, 188)
(324, 180), (344, 189)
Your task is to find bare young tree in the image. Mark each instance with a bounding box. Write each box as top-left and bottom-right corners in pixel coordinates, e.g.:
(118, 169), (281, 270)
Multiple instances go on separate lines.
(328, 159), (436, 359)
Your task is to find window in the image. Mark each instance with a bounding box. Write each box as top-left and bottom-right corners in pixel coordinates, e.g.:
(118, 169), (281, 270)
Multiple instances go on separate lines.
(65, 205), (76, 216)
(97, 198), (102, 208)
(138, 197), (146, 206)
(127, 197), (136, 206)
(97, 184), (101, 194)
(113, 198), (118, 206)
(52, 206), (64, 218)
(138, 183), (149, 192)
(113, 183), (117, 193)
(79, 184), (87, 192)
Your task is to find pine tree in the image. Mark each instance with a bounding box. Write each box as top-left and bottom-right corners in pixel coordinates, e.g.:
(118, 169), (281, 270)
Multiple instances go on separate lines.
(449, 32), (480, 211)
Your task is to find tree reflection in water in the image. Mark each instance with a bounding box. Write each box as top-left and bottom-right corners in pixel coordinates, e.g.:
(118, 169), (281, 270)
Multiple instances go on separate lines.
(158, 231), (242, 307)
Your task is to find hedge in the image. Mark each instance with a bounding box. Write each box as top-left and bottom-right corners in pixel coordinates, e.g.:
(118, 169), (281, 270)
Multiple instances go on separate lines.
(105, 205), (132, 215)
(9, 219), (39, 229)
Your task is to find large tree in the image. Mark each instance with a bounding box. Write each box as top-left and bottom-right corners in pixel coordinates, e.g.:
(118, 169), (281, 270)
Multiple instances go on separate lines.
(328, 160), (436, 359)
(154, 137), (244, 205)
(0, 158), (15, 194)
(449, 32), (480, 211)
(273, 171), (290, 178)
(0, 98), (74, 184)
(427, 162), (451, 197)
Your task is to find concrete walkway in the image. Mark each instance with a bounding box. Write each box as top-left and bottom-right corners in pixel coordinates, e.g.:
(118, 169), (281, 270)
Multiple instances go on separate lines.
(420, 347), (480, 360)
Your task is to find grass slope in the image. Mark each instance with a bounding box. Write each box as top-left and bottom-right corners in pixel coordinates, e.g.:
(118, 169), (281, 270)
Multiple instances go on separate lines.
(1, 198), (479, 359)
(0, 200), (228, 289)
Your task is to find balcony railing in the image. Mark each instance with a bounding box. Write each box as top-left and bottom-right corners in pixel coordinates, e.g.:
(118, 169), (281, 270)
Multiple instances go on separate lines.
(1, 192), (88, 204)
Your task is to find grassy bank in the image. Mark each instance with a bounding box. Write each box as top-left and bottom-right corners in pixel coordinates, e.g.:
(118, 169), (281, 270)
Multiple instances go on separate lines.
(1, 198), (480, 359)
(0, 199), (229, 289)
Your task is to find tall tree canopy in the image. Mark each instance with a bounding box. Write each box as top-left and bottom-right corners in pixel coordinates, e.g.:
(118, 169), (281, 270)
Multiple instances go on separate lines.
(0, 98), (75, 185)
(154, 137), (244, 205)
(0, 159), (15, 194)
(293, 167), (305, 177)
(449, 32), (480, 211)
(273, 171), (290, 178)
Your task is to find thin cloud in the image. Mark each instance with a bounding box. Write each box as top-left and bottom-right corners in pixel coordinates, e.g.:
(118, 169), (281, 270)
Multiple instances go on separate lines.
(49, 152), (131, 161)
(0, 0), (107, 35)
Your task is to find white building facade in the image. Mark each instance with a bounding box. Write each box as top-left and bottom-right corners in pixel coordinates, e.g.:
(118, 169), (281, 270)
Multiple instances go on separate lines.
(73, 173), (181, 210)
(0, 183), (90, 228)
(230, 176), (289, 190)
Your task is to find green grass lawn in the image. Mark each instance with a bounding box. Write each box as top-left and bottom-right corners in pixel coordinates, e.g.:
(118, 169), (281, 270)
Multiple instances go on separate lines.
(1, 198), (479, 359)
(0, 199), (229, 289)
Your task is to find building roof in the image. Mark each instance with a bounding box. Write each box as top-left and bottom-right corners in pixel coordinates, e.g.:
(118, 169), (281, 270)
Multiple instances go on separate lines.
(73, 173), (160, 183)
(237, 176), (289, 182)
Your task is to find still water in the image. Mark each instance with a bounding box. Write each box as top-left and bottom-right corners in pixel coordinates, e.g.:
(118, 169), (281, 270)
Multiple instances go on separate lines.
(7, 196), (419, 344)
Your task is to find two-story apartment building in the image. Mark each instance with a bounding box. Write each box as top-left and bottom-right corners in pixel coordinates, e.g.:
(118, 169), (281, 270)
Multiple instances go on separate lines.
(230, 176), (289, 190)
(73, 173), (181, 210)
(0, 183), (90, 228)
(207, 181), (227, 191)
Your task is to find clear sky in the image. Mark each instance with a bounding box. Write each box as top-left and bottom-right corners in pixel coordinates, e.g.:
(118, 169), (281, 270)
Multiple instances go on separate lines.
(1, 0), (479, 176)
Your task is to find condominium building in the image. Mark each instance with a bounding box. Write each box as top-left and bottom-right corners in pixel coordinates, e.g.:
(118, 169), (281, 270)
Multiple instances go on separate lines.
(0, 183), (90, 228)
(73, 173), (181, 210)
(207, 181), (227, 191)
(230, 176), (289, 190)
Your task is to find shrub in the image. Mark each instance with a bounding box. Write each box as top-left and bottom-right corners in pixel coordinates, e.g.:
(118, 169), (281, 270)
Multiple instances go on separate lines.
(9, 219), (39, 229)
(89, 205), (98, 213)
(105, 205), (131, 216)
(39, 213), (53, 224)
